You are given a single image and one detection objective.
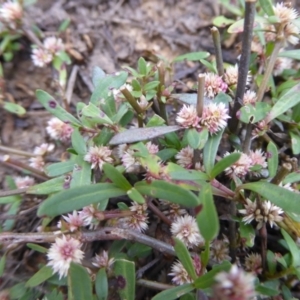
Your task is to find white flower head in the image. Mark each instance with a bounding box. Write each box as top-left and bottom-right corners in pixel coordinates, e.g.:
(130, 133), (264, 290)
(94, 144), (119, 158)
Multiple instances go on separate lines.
(121, 149), (141, 173)
(145, 141), (159, 155)
(43, 37), (65, 55)
(176, 105), (200, 128)
(0, 1), (23, 29)
(200, 102), (230, 134)
(28, 156), (45, 171)
(175, 145), (194, 169)
(14, 176), (35, 189)
(224, 65), (251, 87)
(224, 151), (252, 179)
(171, 215), (204, 248)
(84, 146), (113, 170)
(210, 238), (231, 264)
(243, 90), (257, 105)
(273, 57), (293, 76)
(92, 250), (115, 270)
(169, 260), (193, 285)
(46, 117), (74, 142)
(58, 210), (90, 232)
(212, 265), (256, 300)
(31, 47), (53, 68)
(244, 253), (262, 275)
(249, 149), (267, 168)
(122, 202), (148, 232)
(204, 72), (228, 98)
(284, 22), (300, 45)
(273, 2), (298, 24)
(33, 143), (55, 156)
(47, 235), (84, 279)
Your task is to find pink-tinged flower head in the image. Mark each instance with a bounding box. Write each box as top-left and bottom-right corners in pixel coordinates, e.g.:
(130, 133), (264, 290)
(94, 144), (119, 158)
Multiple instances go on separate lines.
(84, 146), (113, 170)
(14, 176), (35, 189)
(47, 235), (84, 279)
(243, 90), (257, 105)
(33, 143), (55, 156)
(212, 265), (256, 300)
(145, 141), (159, 154)
(200, 102), (230, 134)
(80, 205), (97, 226)
(0, 1), (22, 28)
(169, 260), (193, 285)
(58, 210), (90, 232)
(122, 202), (148, 232)
(28, 156), (45, 171)
(273, 57), (293, 76)
(43, 37), (65, 55)
(273, 2), (298, 24)
(244, 253), (262, 275)
(46, 117), (74, 142)
(171, 215), (204, 248)
(92, 250), (115, 270)
(175, 145), (194, 169)
(210, 238), (231, 264)
(284, 22), (300, 45)
(176, 105), (200, 128)
(252, 120), (270, 137)
(31, 47), (53, 68)
(204, 73), (228, 98)
(224, 65), (251, 87)
(249, 149), (267, 168)
(224, 151), (252, 179)
(121, 149), (141, 173)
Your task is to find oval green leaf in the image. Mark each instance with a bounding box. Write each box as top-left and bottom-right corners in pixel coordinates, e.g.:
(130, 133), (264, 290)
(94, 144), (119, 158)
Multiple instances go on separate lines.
(135, 180), (199, 207)
(152, 284), (194, 300)
(95, 268), (108, 300)
(26, 265), (53, 288)
(103, 163), (132, 191)
(267, 141), (278, 178)
(37, 183), (126, 217)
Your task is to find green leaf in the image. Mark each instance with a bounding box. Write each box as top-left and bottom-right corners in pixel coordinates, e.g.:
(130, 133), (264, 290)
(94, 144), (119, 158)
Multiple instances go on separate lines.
(70, 159), (91, 188)
(109, 125), (181, 145)
(138, 57), (147, 75)
(157, 148), (177, 161)
(68, 263), (93, 300)
(267, 250), (276, 275)
(114, 259), (135, 300)
(26, 176), (66, 195)
(0, 254), (6, 277)
(26, 265), (53, 287)
(240, 182), (300, 215)
(26, 243), (48, 253)
(135, 180), (199, 207)
(203, 129), (224, 176)
(92, 66), (106, 87)
(111, 103), (128, 123)
(127, 242), (151, 259)
(213, 15), (235, 27)
(290, 131), (300, 155)
(239, 102), (271, 124)
(267, 141), (278, 178)
(281, 229), (300, 267)
(194, 261), (231, 288)
(103, 164), (132, 191)
(210, 152), (241, 179)
(3, 200), (20, 231)
(174, 238), (197, 280)
(197, 183), (219, 242)
(239, 221), (255, 248)
(127, 187), (145, 204)
(93, 126), (114, 146)
(36, 90), (81, 126)
(81, 102), (113, 125)
(146, 114), (166, 127)
(259, 0), (274, 16)
(71, 129), (86, 155)
(166, 163), (209, 181)
(255, 284), (279, 297)
(283, 172), (300, 185)
(95, 268), (108, 300)
(144, 81), (160, 91)
(37, 183), (126, 217)
(266, 82), (300, 123)
(3, 102), (26, 115)
(278, 50), (300, 60)
(45, 161), (74, 177)
(187, 128), (208, 149)
(152, 284), (194, 300)
(90, 71), (128, 104)
(173, 51), (210, 62)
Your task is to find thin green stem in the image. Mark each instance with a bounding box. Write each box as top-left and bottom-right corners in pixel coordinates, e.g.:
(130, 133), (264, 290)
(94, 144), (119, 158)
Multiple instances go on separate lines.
(157, 61), (168, 124)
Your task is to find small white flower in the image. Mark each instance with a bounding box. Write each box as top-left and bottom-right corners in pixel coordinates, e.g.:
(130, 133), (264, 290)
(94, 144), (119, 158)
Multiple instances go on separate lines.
(204, 72), (228, 98)
(33, 143), (55, 156)
(200, 102), (230, 134)
(43, 37), (65, 54)
(121, 149), (141, 173)
(224, 65), (251, 87)
(31, 47), (53, 68)
(260, 200), (284, 228)
(84, 146), (113, 170)
(47, 235), (84, 279)
(239, 198), (258, 225)
(175, 146), (194, 169)
(224, 151), (252, 179)
(122, 202), (148, 232)
(284, 22), (300, 45)
(46, 117), (74, 142)
(171, 215), (204, 248)
(176, 105), (200, 128)
(0, 1), (22, 29)
(273, 57), (293, 76)
(92, 250), (115, 270)
(243, 90), (257, 105)
(58, 210), (90, 232)
(249, 149), (267, 168)
(169, 260), (193, 285)
(273, 2), (298, 24)
(212, 265), (256, 300)
(210, 238), (231, 264)
(14, 176), (35, 189)
(145, 141), (159, 155)
(137, 95), (149, 110)
(28, 156), (45, 171)
(244, 253), (262, 275)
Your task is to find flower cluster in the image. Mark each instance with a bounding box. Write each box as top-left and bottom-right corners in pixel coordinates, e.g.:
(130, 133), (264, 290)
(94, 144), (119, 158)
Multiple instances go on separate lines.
(32, 37), (65, 68)
(212, 265), (256, 300)
(170, 215), (204, 248)
(84, 146), (113, 170)
(176, 105), (200, 128)
(204, 72), (228, 98)
(239, 198), (284, 229)
(46, 117), (74, 142)
(0, 1), (23, 30)
(47, 235), (84, 279)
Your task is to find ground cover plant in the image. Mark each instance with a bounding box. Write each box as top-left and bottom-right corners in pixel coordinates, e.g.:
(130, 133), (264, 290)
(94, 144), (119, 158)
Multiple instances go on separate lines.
(1, 0), (300, 299)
